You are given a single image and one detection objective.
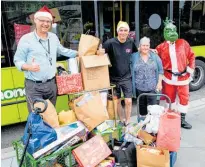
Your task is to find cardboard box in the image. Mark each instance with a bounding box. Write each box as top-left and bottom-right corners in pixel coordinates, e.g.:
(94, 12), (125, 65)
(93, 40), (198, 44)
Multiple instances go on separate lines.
(81, 55), (110, 91)
(33, 121), (86, 159)
(72, 135), (112, 167)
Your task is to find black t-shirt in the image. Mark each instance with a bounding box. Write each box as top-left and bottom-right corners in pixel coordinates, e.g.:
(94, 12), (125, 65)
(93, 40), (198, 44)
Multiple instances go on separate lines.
(103, 38), (137, 82)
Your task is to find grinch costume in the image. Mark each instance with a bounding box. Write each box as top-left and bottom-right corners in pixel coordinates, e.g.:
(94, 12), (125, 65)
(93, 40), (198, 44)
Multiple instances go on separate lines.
(156, 18), (195, 129)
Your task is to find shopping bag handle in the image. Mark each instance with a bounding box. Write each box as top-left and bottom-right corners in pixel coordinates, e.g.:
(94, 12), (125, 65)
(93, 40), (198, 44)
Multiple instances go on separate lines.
(33, 98), (48, 114)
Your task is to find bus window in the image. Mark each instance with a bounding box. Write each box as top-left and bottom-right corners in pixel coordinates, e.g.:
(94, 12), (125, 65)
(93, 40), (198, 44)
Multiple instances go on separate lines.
(1, 1), (84, 64)
(173, 1), (205, 46)
(1, 1), (84, 126)
(1, 13), (13, 68)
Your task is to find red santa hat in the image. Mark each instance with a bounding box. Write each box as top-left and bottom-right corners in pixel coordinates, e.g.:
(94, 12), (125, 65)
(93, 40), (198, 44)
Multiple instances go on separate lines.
(117, 21), (130, 32)
(34, 5), (53, 21)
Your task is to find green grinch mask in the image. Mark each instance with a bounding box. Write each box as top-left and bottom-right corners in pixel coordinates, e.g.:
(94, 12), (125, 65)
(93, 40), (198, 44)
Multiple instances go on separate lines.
(163, 18), (178, 42)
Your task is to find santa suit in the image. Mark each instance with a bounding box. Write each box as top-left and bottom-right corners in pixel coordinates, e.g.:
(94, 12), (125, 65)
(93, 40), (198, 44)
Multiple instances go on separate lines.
(156, 39), (195, 113)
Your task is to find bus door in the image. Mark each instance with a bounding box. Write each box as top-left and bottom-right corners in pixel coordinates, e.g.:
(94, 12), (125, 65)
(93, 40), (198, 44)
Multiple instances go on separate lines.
(138, 1), (170, 48)
(98, 1), (125, 42)
(1, 11), (23, 125)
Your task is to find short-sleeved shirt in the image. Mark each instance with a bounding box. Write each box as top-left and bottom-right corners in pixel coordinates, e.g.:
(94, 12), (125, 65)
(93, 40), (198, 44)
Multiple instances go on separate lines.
(103, 38), (137, 82)
(134, 54), (157, 91)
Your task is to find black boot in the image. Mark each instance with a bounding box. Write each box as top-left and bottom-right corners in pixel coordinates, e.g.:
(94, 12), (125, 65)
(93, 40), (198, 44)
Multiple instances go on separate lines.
(181, 113), (192, 129)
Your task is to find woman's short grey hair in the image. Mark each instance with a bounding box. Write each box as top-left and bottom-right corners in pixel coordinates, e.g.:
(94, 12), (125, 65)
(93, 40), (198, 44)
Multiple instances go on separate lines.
(139, 36), (150, 46)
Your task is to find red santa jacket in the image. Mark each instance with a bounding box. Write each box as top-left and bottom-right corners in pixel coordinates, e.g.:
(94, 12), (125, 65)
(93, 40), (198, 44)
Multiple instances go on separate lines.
(156, 39), (195, 85)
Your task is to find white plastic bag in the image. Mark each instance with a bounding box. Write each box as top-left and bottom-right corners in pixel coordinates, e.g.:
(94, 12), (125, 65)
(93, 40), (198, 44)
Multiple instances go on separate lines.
(68, 57), (79, 74)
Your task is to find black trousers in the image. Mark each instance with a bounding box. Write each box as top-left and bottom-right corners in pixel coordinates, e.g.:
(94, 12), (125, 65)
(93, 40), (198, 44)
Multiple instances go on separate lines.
(136, 89), (157, 116)
(25, 79), (57, 112)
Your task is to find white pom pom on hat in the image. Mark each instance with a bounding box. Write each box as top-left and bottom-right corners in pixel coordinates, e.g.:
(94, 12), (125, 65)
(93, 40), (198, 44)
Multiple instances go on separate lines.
(117, 21), (130, 32)
(34, 5), (53, 21)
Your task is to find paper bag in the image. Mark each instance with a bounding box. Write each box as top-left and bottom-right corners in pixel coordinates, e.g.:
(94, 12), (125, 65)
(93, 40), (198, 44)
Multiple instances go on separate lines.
(156, 111), (181, 151)
(107, 99), (118, 120)
(58, 110), (77, 125)
(34, 100), (59, 128)
(73, 92), (109, 131)
(137, 145), (170, 167)
(78, 34), (100, 57)
(72, 135), (112, 167)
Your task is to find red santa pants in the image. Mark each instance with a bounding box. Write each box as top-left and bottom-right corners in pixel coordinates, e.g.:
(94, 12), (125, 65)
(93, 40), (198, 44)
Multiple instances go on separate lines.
(162, 81), (189, 113)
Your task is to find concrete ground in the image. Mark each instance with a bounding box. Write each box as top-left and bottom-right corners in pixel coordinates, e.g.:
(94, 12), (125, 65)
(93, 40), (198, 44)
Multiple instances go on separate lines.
(1, 91), (205, 167)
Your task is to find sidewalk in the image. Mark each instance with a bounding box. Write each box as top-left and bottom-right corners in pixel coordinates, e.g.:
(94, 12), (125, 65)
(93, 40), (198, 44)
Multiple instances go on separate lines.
(1, 147), (18, 167)
(2, 98), (205, 167)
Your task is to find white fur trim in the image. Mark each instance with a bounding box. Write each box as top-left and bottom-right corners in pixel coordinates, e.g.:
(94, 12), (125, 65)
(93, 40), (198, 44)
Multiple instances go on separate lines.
(168, 42), (178, 82)
(187, 66), (194, 75)
(178, 103), (189, 113)
(163, 75), (190, 85)
(34, 12), (53, 20)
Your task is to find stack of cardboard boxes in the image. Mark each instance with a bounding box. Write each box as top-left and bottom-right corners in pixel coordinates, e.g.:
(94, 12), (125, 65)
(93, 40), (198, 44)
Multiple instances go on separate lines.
(78, 34), (111, 91)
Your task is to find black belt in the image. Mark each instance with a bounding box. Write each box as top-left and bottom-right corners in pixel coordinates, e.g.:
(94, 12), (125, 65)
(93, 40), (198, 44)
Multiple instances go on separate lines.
(26, 77), (55, 83)
(165, 68), (187, 76)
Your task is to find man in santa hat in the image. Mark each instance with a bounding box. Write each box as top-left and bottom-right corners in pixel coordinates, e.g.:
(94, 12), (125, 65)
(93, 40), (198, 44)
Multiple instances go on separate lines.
(98, 21), (137, 126)
(14, 6), (78, 112)
(156, 18), (195, 129)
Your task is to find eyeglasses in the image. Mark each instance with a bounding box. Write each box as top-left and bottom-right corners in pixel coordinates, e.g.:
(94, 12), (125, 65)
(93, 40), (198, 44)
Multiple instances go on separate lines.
(37, 18), (52, 24)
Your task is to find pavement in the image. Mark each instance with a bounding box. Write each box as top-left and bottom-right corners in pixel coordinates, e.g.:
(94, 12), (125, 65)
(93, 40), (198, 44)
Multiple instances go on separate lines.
(1, 97), (205, 167)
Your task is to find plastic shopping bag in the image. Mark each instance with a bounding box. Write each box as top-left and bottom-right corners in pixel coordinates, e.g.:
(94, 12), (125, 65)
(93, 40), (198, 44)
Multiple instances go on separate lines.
(156, 111), (181, 151)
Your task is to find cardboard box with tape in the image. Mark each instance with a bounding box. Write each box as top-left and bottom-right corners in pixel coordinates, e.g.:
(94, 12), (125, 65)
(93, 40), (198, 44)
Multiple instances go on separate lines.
(80, 55), (110, 91)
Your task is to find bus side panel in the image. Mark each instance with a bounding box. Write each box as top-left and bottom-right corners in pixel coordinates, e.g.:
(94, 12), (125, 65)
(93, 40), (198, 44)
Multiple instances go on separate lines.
(11, 68), (29, 122)
(17, 102), (29, 122)
(1, 105), (21, 126)
(56, 95), (69, 113)
(1, 69), (20, 125)
(192, 46), (205, 57)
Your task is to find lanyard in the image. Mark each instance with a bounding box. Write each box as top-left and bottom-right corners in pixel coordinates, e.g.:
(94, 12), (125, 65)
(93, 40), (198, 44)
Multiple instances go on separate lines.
(39, 39), (50, 54)
(39, 40), (52, 66)
(34, 31), (52, 66)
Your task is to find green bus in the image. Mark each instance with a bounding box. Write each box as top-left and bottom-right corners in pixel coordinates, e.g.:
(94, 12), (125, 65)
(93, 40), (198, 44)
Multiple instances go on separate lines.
(190, 46), (205, 91)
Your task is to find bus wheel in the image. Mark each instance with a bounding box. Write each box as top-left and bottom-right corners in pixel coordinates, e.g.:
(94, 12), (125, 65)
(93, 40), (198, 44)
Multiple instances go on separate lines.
(189, 59), (205, 91)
